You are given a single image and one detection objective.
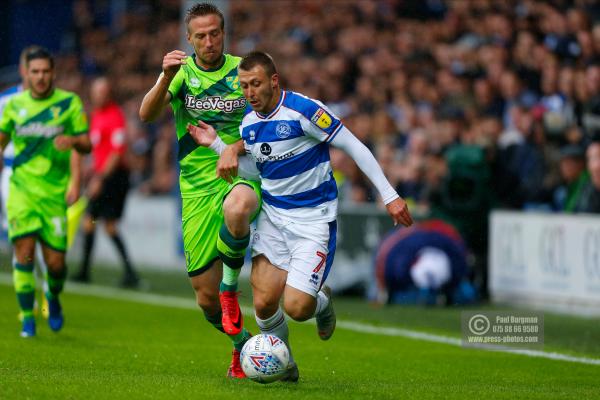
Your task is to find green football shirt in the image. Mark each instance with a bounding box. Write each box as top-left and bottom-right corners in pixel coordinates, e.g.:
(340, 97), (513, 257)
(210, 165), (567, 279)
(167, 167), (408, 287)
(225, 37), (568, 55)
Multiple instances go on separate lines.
(0, 88), (88, 201)
(167, 53), (247, 198)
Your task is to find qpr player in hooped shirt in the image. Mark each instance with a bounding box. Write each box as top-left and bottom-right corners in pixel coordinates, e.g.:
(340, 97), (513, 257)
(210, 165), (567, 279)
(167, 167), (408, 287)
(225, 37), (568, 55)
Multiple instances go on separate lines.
(188, 50), (413, 298)
(243, 89), (343, 224)
(188, 52), (413, 379)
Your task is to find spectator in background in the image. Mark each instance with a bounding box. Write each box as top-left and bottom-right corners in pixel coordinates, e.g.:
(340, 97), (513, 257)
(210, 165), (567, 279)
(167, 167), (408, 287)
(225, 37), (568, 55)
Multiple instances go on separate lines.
(32, 0), (600, 212)
(473, 77), (503, 119)
(73, 77), (139, 288)
(582, 62), (600, 138)
(496, 104), (547, 208)
(575, 142), (600, 212)
(396, 130), (427, 203)
(553, 144), (588, 212)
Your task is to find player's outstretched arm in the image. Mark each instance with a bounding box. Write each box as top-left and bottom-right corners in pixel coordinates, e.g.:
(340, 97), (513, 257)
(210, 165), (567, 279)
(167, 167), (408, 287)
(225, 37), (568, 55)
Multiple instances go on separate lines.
(66, 152), (82, 205)
(139, 50), (186, 122)
(54, 134), (92, 154)
(187, 120), (217, 147)
(384, 197), (413, 227)
(330, 127), (413, 226)
(216, 140), (246, 183)
(188, 121), (260, 182)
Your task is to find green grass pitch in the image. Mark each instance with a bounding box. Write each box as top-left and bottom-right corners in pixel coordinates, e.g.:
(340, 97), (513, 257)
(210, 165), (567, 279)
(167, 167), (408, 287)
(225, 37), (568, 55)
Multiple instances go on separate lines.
(0, 279), (599, 400)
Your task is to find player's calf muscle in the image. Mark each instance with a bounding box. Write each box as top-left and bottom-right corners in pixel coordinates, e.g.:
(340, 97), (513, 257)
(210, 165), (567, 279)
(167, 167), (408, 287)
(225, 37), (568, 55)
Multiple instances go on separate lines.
(190, 267), (221, 311)
(283, 294), (316, 322)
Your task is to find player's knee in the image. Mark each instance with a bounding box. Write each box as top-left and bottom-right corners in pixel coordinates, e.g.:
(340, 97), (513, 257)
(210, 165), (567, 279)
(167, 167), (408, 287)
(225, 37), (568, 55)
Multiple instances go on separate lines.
(45, 258), (66, 274)
(253, 295), (279, 318)
(223, 191), (256, 222)
(283, 298), (313, 322)
(15, 251), (34, 265)
(14, 238), (35, 264)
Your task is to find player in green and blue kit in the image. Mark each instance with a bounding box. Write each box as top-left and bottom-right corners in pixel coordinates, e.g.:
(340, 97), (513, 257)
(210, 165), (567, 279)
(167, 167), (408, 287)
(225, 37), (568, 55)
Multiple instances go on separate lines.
(139, 3), (261, 378)
(0, 47), (91, 337)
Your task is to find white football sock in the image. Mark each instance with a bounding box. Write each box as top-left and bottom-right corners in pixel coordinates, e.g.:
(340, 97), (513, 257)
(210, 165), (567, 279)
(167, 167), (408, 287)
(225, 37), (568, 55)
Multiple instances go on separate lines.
(255, 307), (294, 363)
(314, 290), (329, 317)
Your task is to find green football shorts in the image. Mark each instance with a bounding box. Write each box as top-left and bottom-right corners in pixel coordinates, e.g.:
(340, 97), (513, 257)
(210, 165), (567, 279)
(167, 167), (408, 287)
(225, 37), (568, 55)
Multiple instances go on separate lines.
(182, 178), (261, 277)
(7, 186), (68, 252)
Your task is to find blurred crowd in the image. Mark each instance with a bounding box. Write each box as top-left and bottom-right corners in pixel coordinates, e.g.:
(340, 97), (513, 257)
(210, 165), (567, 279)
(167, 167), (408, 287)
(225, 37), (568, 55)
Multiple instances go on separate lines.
(9, 0), (600, 218)
(226, 0), (600, 216)
(50, 0), (182, 194)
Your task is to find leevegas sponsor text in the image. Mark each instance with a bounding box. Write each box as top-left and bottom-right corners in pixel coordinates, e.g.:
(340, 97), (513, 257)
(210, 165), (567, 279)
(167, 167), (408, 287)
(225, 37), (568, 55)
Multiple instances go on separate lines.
(184, 95), (246, 113)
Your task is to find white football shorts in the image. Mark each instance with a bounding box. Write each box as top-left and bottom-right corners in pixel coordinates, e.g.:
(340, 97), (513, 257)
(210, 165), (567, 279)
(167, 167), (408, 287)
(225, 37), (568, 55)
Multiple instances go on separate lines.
(251, 211), (337, 297)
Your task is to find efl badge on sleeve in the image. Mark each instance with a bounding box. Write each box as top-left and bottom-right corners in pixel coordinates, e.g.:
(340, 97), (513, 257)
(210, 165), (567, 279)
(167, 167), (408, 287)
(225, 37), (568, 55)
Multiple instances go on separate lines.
(311, 108), (332, 129)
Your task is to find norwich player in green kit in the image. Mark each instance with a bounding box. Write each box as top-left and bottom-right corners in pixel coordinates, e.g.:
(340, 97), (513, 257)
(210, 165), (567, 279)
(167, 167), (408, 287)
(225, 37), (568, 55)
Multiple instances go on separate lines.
(139, 3), (260, 378)
(0, 47), (91, 337)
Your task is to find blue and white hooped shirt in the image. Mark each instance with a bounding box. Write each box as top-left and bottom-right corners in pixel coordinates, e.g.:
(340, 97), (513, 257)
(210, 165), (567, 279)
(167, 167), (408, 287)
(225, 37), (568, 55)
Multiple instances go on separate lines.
(240, 90), (343, 223)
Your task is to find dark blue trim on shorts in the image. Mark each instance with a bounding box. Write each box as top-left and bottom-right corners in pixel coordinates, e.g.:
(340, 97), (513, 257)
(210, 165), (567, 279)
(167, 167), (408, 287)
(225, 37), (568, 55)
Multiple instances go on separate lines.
(187, 256), (219, 277)
(11, 231), (66, 253)
(233, 182), (255, 190)
(10, 230), (40, 243)
(38, 237), (66, 253)
(319, 220), (337, 290)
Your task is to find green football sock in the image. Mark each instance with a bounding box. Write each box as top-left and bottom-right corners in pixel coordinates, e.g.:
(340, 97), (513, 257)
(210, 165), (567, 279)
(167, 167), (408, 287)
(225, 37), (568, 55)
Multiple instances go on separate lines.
(13, 262), (35, 319)
(232, 328), (252, 351)
(204, 311), (225, 334)
(204, 311), (250, 350)
(220, 272), (240, 292)
(216, 225), (249, 288)
(46, 266), (67, 300)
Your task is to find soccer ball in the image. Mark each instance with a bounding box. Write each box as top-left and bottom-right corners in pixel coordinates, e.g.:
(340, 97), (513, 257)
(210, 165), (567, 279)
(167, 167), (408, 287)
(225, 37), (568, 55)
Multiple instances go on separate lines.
(240, 334), (290, 383)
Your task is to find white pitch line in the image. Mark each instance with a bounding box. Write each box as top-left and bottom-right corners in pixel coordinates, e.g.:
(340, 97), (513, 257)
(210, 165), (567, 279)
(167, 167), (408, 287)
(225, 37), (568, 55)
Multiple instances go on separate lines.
(335, 320), (600, 365)
(1, 273), (599, 366)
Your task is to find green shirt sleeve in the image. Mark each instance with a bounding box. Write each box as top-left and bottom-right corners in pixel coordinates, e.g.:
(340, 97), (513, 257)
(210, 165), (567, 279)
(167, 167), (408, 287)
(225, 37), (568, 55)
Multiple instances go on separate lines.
(167, 68), (185, 101)
(68, 95), (88, 135)
(0, 98), (14, 134)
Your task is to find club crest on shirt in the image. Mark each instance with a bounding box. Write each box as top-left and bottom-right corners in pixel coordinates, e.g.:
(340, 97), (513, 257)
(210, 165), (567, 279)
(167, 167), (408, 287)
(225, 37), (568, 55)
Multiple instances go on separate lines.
(226, 76), (240, 90)
(311, 108), (332, 129)
(50, 106), (61, 120)
(189, 78), (201, 88)
(275, 122), (291, 139)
